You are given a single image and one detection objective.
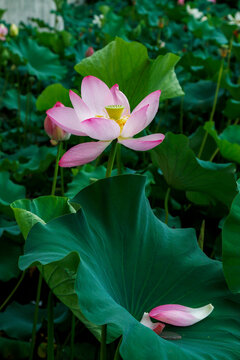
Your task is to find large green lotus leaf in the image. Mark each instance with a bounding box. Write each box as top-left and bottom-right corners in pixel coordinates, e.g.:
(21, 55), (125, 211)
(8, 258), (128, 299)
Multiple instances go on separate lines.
(204, 121), (240, 164)
(222, 179), (240, 293)
(36, 83), (72, 111)
(7, 38), (66, 81)
(75, 37), (183, 108)
(11, 196), (76, 240)
(0, 301), (69, 340)
(151, 133), (236, 207)
(1, 145), (57, 181)
(19, 175), (240, 359)
(0, 172), (26, 217)
(66, 165), (153, 199)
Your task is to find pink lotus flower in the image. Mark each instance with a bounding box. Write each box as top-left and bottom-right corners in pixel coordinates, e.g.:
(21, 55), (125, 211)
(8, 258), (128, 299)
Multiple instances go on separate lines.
(0, 24), (8, 41)
(178, 0), (185, 5)
(47, 76), (165, 167)
(207, 0), (216, 3)
(140, 303), (214, 336)
(44, 102), (71, 144)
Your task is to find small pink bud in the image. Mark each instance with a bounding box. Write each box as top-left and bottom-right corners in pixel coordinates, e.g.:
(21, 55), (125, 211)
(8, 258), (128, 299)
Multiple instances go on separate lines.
(0, 24), (8, 41)
(85, 47), (94, 57)
(44, 102), (70, 143)
(178, 0), (185, 5)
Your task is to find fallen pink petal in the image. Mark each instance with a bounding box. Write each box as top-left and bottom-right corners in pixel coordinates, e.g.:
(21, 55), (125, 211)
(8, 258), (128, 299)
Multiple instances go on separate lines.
(149, 304), (214, 327)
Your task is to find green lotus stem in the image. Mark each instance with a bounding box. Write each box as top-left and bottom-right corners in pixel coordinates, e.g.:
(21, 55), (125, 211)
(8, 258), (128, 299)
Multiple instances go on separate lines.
(209, 148), (219, 162)
(164, 187), (171, 225)
(0, 270), (26, 311)
(116, 144), (122, 175)
(100, 324), (107, 360)
(198, 58), (224, 159)
(209, 58), (224, 124)
(113, 337), (122, 360)
(29, 271), (43, 360)
(60, 167), (64, 196)
(227, 36), (233, 69)
(198, 220), (205, 251)
(51, 142), (63, 196)
(47, 291), (54, 360)
(24, 82), (31, 145)
(179, 96), (184, 134)
(70, 313), (75, 360)
(106, 139), (118, 178)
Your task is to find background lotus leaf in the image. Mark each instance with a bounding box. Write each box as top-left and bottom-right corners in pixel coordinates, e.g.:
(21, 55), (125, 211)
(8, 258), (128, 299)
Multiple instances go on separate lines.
(7, 38), (67, 81)
(75, 37), (184, 108)
(151, 133), (236, 207)
(204, 122), (240, 164)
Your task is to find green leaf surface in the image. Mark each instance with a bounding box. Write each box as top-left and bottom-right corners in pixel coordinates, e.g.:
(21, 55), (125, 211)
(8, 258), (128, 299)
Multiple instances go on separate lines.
(36, 83), (72, 111)
(223, 99), (240, 119)
(75, 37), (183, 108)
(0, 172), (26, 217)
(19, 175), (240, 359)
(0, 301), (69, 340)
(223, 179), (240, 293)
(7, 38), (66, 81)
(205, 122), (240, 164)
(151, 133), (236, 207)
(11, 196), (76, 240)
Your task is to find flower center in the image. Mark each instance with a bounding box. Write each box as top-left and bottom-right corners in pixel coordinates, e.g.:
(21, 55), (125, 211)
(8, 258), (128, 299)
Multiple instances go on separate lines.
(105, 105), (125, 120)
(105, 105), (128, 131)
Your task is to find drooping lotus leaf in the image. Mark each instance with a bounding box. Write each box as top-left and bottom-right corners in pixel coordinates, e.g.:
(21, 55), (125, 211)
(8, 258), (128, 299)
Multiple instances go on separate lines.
(75, 37), (183, 108)
(0, 172), (26, 217)
(7, 38), (66, 81)
(205, 121), (240, 164)
(151, 133), (236, 207)
(36, 83), (72, 111)
(223, 179), (240, 293)
(11, 196), (76, 240)
(19, 175), (240, 360)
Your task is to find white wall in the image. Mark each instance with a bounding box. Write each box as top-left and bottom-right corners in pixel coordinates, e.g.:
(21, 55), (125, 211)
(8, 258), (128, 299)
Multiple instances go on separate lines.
(0, 0), (64, 29)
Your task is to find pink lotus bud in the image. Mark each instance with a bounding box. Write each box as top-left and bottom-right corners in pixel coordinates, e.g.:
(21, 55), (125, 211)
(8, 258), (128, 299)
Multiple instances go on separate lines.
(207, 0), (216, 2)
(178, 0), (185, 5)
(85, 47), (94, 57)
(0, 24), (8, 41)
(44, 102), (70, 143)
